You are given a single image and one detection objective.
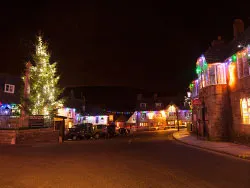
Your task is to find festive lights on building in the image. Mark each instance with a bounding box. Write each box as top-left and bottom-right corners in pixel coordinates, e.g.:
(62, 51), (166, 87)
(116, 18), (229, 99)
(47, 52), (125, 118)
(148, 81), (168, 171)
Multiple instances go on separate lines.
(106, 111), (134, 115)
(232, 54), (237, 62)
(0, 103), (20, 116)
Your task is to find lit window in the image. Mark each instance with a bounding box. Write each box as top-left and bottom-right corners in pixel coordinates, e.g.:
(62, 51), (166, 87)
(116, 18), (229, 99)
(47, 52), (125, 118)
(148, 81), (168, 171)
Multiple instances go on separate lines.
(4, 84), (15, 94)
(139, 122), (148, 126)
(217, 64), (226, 84)
(241, 98), (250, 124)
(109, 115), (114, 121)
(155, 103), (162, 108)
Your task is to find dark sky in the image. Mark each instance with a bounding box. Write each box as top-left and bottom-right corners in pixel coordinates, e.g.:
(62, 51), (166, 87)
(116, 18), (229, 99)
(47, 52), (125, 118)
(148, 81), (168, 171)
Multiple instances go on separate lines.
(1, 1), (250, 96)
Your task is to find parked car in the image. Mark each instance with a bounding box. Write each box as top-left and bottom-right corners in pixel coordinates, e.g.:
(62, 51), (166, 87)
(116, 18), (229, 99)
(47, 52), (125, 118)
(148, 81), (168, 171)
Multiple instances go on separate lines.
(66, 123), (93, 140)
(107, 124), (118, 137)
(92, 124), (108, 139)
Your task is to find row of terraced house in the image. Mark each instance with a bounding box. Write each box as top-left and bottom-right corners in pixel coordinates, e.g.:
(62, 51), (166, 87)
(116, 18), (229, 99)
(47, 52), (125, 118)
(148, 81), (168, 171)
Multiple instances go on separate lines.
(189, 19), (250, 144)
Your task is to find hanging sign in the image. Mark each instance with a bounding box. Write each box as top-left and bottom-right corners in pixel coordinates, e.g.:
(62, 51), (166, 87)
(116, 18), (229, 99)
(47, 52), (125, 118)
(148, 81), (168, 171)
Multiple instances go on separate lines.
(192, 99), (202, 105)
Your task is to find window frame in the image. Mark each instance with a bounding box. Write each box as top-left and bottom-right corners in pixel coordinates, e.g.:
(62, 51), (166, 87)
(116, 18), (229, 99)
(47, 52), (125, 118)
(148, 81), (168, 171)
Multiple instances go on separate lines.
(4, 84), (15, 94)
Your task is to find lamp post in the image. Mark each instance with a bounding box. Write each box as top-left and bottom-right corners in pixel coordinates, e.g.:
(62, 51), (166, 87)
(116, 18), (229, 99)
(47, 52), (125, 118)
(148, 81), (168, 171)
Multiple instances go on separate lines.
(187, 91), (192, 131)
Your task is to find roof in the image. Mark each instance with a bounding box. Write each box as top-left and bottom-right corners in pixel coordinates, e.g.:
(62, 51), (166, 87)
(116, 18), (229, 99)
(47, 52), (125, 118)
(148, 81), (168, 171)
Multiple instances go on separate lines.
(204, 41), (228, 64)
(115, 115), (129, 122)
(204, 26), (250, 64)
(138, 95), (182, 106)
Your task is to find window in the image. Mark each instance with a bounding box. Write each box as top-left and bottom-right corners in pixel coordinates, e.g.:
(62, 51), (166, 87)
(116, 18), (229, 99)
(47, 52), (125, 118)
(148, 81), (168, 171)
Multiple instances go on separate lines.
(4, 84), (15, 93)
(68, 110), (72, 118)
(139, 122), (148, 126)
(204, 69), (209, 87)
(140, 113), (146, 120)
(209, 66), (216, 85)
(140, 103), (147, 108)
(95, 116), (99, 124)
(155, 103), (162, 108)
(217, 64), (226, 84)
(240, 98), (250, 124)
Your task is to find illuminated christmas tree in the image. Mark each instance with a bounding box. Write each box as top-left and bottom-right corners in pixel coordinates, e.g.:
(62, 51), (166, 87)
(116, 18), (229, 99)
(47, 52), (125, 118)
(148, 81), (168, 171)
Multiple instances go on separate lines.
(25, 35), (63, 116)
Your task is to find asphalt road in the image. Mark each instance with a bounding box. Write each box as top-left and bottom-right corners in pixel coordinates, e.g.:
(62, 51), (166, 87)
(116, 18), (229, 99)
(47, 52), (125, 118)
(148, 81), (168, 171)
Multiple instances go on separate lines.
(0, 130), (250, 188)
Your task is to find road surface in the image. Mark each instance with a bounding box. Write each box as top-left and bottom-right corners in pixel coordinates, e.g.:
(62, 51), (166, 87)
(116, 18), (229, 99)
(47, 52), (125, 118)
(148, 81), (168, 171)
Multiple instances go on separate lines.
(0, 130), (250, 188)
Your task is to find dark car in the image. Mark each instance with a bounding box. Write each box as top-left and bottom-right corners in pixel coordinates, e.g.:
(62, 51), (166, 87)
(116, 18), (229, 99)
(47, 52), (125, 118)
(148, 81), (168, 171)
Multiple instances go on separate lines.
(107, 124), (117, 137)
(66, 123), (93, 140)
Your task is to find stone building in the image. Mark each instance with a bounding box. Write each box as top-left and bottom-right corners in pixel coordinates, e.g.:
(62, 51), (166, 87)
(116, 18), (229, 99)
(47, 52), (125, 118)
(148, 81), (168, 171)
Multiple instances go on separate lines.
(190, 19), (250, 144)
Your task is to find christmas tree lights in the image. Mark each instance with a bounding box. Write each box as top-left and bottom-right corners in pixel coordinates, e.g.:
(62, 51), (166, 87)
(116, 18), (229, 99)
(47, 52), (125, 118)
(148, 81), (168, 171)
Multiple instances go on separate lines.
(24, 35), (63, 116)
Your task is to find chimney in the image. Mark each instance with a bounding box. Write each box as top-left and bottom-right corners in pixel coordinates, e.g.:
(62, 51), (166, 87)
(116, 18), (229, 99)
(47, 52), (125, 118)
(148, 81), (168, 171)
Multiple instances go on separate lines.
(233, 19), (244, 40)
(211, 36), (224, 47)
(153, 93), (158, 100)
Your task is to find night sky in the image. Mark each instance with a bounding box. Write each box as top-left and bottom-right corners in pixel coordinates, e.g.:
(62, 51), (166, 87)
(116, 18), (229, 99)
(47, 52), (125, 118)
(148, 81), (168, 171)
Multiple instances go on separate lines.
(1, 2), (250, 96)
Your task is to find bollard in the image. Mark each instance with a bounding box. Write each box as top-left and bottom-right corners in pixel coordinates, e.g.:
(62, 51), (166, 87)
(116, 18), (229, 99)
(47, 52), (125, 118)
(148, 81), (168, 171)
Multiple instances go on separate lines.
(11, 137), (16, 145)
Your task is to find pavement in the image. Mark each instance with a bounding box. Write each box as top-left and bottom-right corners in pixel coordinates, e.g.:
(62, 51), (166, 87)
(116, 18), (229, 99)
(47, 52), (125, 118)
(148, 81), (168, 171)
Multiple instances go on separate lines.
(1, 130), (250, 188)
(173, 130), (250, 160)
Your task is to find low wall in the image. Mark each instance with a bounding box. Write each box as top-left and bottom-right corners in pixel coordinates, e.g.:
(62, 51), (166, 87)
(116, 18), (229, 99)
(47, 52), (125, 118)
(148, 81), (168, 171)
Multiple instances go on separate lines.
(0, 128), (59, 145)
(16, 128), (59, 145)
(0, 130), (16, 144)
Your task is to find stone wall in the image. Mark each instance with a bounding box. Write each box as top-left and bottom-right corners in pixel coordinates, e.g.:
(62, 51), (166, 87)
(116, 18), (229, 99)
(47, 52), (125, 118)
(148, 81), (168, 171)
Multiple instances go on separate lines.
(0, 128), (59, 145)
(16, 128), (59, 145)
(0, 130), (16, 144)
(230, 76), (250, 145)
(199, 84), (230, 141)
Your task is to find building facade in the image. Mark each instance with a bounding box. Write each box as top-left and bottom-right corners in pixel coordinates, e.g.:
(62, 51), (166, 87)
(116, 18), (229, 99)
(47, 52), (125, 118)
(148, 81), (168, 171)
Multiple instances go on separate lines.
(0, 73), (22, 128)
(135, 93), (191, 129)
(190, 19), (250, 143)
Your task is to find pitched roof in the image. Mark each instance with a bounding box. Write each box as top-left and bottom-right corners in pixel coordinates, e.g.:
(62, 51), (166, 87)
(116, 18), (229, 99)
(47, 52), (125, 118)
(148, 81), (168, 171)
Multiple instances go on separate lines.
(204, 27), (250, 64)
(204, 42), (228, 64)
(115, 115), (129, 122)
